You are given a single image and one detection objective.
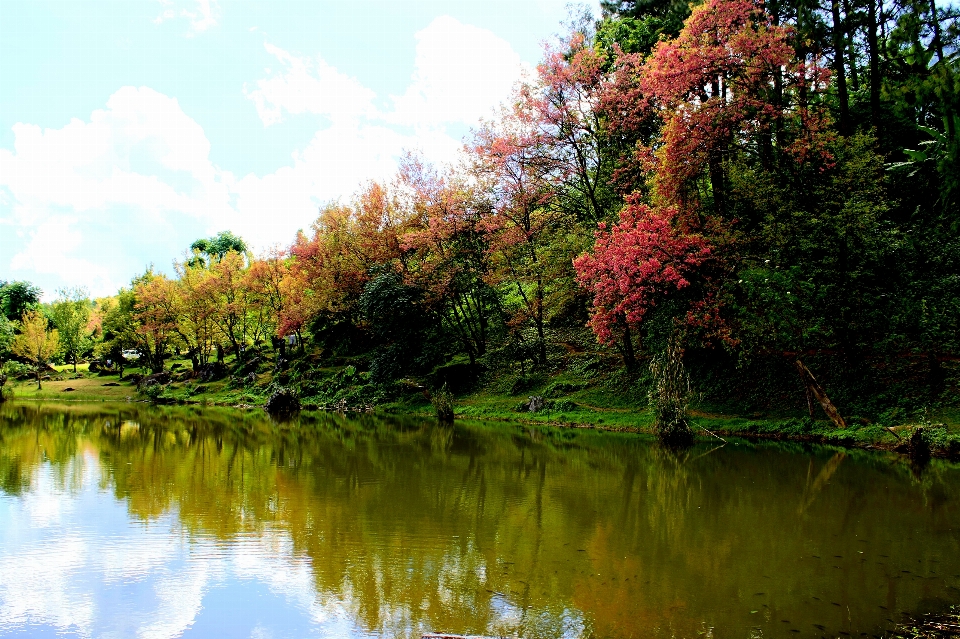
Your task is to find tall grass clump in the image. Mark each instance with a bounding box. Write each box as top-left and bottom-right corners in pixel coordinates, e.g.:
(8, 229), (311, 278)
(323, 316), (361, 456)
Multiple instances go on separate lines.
(649, 339), (693, 444)
(432, 383), (455, 423)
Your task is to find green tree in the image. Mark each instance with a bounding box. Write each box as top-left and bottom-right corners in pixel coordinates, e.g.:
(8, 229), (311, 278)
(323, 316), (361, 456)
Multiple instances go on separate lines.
(0, 314), (14, 360)
(11, 309), (60, 390)
(0, 281), (41, 322)
(99, 291), (138, 379)
(189, 231), (249, 267)
(50, 288), (92, 373)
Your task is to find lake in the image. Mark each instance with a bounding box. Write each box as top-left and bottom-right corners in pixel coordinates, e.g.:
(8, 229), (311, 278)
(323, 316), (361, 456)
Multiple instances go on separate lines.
(0, 402), (957, 638)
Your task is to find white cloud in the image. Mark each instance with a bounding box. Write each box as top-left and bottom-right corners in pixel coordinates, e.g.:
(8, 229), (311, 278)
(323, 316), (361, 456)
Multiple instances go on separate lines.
(7, 217), (115, 295)
(390, 16), (530, 127)
(0, 86), (238, 297)
(154, 0), (221, 33)
(0, 86), (446, 295)
(245, 44), (378, 125)
(0, 17), (526, 296)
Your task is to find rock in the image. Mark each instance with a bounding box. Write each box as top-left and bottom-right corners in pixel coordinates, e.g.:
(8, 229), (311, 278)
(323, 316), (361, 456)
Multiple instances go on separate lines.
(63, 387), (75, 392)
(235, 356), (262, 376)
(102, 382), (120, 387)
(245, 372), (257, 385)
(139, 371), (171, 388)
(194, 362), (226, 382)
(88, 360), (101, 372)
(528, 395), (545, 413)
(264, 387), (300, 415)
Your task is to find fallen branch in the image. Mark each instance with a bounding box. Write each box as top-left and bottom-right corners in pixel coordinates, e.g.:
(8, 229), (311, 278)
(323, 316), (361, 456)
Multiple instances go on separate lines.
(795, 360), (847, 429)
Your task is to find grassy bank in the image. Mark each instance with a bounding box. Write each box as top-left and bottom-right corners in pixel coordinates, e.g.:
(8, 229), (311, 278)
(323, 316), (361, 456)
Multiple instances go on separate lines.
(5, 353), (959, 459)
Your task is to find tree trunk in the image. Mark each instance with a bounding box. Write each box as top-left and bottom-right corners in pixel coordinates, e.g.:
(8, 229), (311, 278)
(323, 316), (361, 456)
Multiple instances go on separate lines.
(795, 360), (847, 428)
(535, 277), (547, 367)
(36, 366), (42, 391)
(620, 323), (637, 372)
(928, 351), (945, 400)
(927, 0), (955, 140)
(842, 0), (860, 91)
(929, 0), (945, 65)
(831, 0), (850, 136)
(709, 79), (726, 216)
(867, 0), (881, 133)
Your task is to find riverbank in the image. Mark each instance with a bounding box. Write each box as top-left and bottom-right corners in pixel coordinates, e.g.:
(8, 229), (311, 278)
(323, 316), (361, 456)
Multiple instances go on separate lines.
(4, 360), (959, 459)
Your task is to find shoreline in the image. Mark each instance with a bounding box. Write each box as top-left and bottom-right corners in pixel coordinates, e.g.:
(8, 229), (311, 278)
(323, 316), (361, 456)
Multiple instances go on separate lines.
(4, 391), (958, 463)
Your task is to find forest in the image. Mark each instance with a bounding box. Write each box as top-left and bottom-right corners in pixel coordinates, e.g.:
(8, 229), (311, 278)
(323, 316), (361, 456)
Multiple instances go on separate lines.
(1, 0), (959, 439)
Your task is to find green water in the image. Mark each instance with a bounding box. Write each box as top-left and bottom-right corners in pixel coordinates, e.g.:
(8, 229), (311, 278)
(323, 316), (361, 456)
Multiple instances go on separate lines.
(0, 402), (957, 638)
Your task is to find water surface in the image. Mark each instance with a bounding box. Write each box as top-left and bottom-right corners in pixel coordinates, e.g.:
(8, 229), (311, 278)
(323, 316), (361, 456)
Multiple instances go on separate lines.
(0, 402), (958, 638)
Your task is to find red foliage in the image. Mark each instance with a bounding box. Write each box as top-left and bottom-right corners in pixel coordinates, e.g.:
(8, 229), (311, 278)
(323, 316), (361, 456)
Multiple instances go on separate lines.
(640, 0), (831, 206)
(574, 195), (711, 344)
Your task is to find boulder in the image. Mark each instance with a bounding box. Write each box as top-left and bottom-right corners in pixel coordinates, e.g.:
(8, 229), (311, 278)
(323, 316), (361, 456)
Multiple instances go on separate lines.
(194, 362), (226, 383)
(528, 395), (545, 413)
(265, 387), (300, 415)
(139, 371), (171, 388)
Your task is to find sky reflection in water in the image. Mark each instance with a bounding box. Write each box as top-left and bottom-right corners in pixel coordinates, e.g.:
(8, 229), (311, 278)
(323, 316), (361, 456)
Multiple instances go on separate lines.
(0, 402), (958, 639)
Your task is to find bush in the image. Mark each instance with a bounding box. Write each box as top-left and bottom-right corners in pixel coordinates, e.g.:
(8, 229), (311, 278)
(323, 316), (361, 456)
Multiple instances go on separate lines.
(3, 361), (33, 380)
(140, 383), (163, 401)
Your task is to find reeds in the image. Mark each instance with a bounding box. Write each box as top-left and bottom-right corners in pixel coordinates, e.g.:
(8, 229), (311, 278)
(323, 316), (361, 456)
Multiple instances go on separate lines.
(649, 338), (693, 444)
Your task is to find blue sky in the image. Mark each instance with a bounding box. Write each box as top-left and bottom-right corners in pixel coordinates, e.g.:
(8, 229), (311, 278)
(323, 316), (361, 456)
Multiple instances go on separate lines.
(0, 0), (597, 299)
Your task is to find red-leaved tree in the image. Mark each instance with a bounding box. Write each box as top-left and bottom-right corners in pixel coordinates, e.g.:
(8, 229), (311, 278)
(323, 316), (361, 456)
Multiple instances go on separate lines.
(574, 196), (711, 368)
(639, 0), (830, 215)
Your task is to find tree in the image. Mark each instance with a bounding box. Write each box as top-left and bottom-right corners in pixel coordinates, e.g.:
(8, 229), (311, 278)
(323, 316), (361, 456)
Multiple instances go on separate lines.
(132, 273), (179, 374)
(470, 111), (569, 368)
(574, 197), (711, 369)
(639, 0), (830, 215)
(205, 250), (261, 359)
(99, 292), (138, 379)
(290, 185), (407, 352)
(11, 309), (60, 390)
(398, 155), (500, 365)
(245, 247), (294, 345)
(50, 288), (92, 373)
(0, 314), (14, 361)
(0, 281), (41, 322)
(189, 231), (250, 267)
(172, 261), (217, 369)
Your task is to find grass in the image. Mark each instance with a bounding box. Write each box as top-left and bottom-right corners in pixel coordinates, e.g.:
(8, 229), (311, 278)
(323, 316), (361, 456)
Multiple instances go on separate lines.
(379, 370), (960, 457)
(8, 373), (135, 402)
(5, 349), (959, 457)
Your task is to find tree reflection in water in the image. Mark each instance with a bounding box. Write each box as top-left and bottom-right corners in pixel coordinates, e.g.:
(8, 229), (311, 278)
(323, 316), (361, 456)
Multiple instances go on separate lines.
(0, 402), (958, 639)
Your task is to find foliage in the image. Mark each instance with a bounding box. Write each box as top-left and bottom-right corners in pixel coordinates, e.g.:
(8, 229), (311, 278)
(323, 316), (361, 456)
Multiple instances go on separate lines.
(11, 309), (60, 390)
(18, 0), (960, 420)
(431, 383), (456, 422)
(648, 338), (693, 442)
(189, 231), (249, 267)
(574, 197), (711, 346)
(49, 288), (93, 373)
(0, 314), (14, 360)
(0, 281), (41, 322)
